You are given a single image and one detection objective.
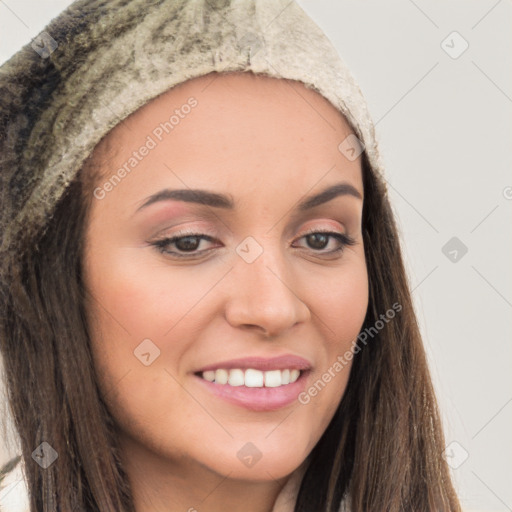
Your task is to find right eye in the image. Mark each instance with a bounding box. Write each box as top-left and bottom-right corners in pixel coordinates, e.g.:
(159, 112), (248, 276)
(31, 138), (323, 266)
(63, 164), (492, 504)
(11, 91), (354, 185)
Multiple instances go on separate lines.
(150, 232), (219, 258)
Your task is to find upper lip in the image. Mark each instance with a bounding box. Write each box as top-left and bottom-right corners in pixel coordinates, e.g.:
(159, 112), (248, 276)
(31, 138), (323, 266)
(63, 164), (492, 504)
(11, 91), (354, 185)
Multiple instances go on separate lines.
(195, 355), (312, 373)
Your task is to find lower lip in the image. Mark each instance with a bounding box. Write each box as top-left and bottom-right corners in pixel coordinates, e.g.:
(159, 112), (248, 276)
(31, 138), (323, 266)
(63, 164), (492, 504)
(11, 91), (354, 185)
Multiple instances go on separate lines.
(193, 371), (310, 412)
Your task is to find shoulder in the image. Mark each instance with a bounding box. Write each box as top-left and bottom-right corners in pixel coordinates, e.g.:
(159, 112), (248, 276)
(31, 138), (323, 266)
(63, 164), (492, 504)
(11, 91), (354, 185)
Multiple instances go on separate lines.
(0, 456), (30, 512)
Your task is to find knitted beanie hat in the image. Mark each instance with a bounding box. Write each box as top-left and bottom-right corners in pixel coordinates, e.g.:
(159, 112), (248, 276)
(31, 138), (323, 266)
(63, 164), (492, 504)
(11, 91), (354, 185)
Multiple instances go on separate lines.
(0, 0), (385, 268)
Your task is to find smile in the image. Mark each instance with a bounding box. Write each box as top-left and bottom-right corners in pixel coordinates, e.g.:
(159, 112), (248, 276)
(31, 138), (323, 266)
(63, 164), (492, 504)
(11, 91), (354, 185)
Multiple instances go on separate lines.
(192, 354), (312, 411)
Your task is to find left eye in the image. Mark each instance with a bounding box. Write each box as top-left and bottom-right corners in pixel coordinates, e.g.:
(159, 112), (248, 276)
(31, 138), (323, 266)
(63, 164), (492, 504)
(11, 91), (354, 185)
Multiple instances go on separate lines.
(293, 230), (356, 253)
(150, 230), (356, 258)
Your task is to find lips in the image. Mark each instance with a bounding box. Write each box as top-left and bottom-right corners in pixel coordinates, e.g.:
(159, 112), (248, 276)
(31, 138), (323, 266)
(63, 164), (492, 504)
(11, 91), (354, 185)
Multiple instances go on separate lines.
(194, 354), (312, 373)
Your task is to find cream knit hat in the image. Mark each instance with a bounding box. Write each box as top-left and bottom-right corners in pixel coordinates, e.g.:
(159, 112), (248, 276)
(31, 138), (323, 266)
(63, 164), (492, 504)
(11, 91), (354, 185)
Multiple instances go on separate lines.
(0, 0), (385, 267)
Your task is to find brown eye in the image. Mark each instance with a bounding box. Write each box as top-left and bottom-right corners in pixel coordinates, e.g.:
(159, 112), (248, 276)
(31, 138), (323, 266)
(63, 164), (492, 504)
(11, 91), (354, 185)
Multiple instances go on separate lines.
(174, 235), (202, 252)
(294, 230), (356, 255)
(151, 233), (218, 258)
(305, 232), (330, 250)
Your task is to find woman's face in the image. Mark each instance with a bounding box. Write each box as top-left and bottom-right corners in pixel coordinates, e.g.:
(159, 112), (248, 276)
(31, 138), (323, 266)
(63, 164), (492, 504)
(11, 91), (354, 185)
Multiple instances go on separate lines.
(83, 72), (368, 486)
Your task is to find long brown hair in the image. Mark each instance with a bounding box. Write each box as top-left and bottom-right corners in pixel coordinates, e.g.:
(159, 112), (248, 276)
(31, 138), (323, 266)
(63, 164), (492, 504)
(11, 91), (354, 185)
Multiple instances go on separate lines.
(296, 152), (461, 511)
(0, 138), (461, 510)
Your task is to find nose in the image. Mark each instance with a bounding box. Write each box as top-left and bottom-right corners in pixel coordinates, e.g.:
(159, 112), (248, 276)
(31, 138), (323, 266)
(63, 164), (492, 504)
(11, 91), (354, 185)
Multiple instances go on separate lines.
(224, 244), (311, 338)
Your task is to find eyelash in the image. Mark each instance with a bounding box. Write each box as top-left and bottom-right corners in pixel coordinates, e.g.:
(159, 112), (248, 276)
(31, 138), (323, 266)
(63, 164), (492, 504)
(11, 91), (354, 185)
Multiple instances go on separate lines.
(150, 227), (356, 259)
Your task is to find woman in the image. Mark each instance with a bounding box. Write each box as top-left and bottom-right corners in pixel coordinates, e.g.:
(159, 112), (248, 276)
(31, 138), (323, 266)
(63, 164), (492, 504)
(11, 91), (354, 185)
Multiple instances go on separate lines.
(0, 0), (462, 511)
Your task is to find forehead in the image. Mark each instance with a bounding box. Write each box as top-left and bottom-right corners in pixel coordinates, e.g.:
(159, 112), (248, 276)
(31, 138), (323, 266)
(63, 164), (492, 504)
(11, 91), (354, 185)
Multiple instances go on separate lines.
(99, 71), (356, 152)
(86, 71), (363, 209)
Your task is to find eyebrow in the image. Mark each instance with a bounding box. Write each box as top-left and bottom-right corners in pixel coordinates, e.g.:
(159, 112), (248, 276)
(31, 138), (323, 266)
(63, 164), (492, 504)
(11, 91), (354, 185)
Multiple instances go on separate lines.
(135, 182), (362, 213)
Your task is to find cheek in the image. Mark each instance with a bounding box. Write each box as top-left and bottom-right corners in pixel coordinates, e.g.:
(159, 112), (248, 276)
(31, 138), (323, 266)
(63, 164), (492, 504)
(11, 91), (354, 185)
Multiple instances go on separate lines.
(299, 255), (368, 417)
(83, 247), (210, 456)
(84, 242), (219, 342)
(308, 254), (369, 343)
(82, 244), (201, 402)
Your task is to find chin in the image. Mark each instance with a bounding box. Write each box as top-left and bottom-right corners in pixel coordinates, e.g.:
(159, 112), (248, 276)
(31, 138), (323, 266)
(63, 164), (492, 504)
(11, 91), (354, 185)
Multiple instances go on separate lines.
(195, 438), (311, 482)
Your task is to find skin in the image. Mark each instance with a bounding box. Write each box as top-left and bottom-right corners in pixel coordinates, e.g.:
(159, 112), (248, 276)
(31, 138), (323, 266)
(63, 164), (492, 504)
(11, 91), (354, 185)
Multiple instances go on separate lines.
(82, 72), (368, 512)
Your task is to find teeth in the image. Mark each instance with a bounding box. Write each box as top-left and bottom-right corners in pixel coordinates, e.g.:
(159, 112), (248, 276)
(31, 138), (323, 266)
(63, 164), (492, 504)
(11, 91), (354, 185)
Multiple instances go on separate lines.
(200, 368), (302, 387)
(215, 369), (228, 385)
(202, 370), (216, 382)
(228, 369), (244, 387)
(264, 370), (282, 387)
(245, 369), (264, 387)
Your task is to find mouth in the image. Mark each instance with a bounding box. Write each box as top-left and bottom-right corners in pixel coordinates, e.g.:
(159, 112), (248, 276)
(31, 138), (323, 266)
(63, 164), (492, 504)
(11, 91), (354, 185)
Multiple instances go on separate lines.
(192, 355), (312, 412)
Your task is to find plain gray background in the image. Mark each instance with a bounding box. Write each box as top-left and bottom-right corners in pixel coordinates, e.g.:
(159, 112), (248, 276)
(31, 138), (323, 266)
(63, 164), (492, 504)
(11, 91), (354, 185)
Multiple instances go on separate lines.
(0, 1), (511, 511)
